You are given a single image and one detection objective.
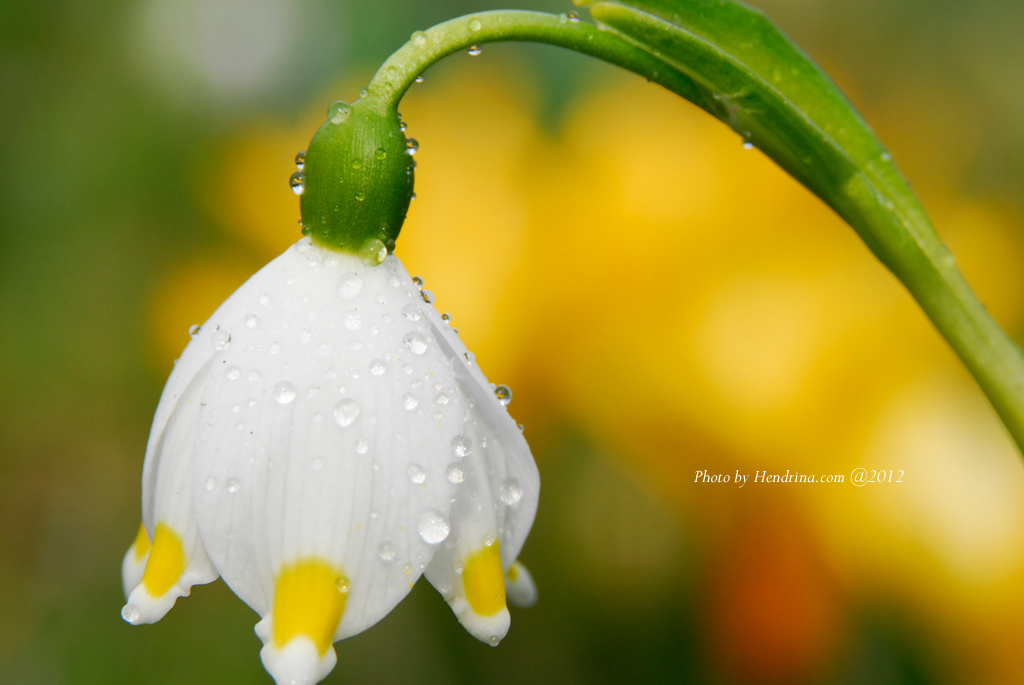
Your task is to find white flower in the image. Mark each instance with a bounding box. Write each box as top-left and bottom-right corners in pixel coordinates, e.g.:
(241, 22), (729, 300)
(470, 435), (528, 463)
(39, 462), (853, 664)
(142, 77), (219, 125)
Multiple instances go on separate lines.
(121, 238), (539, 685)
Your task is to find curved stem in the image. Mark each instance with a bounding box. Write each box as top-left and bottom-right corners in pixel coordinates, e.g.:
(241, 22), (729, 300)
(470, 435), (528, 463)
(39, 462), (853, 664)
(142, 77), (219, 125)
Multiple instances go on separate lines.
(359, 8), (1024, 453)
(363, 10), (703, 114)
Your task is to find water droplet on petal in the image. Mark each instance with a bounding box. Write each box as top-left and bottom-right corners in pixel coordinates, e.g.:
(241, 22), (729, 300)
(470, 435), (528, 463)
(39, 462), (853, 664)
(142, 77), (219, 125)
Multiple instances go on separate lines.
(402, 303), (422, 320)
(337, 273), (363, 299)
(452, 435), (472, 458)
(412, 275), (424, 288)
(211, 330), (231, 350)
(435, 393), (450, 406)
(469, 17), (482, 30)
(411, 31), (427, 46)
(188, 324), (200, 338)
(370, 359), (387, 376)
(335, 576), (350, 593)
(467, 44), (482, 56)
(225, 365), (241, 380)
(446, 463), (465, 483)
(407, 463), (427, 484)
(403, 393), (419, 410)
(226, 478), (241, 493)
(405, 138), (419, 155)
(295, 150), (306, 169)
(441, 312), (452, 323)
(500, 479), (523, 505)
(493, 384), (512, 405)
(204, 477), (217, 491)
(334, 399), (361, 427)
(342, 310), (362, 331)
(273, 381), (296, 404)
(414, 75), (424, 83)
(355, 438), (370, 454)
(420, 289), (435, 304)
(567, 11), (580, 22)
(418, 509), (450, 544)
(121, 604), (141, 624)
(404, 332), (429, 355)
(378, 541), (397, 561)
(311, 458), (324, 471)
(375, 147), (387, 160)
(742, 141), (754, 150)
(289, 171), (305, 195)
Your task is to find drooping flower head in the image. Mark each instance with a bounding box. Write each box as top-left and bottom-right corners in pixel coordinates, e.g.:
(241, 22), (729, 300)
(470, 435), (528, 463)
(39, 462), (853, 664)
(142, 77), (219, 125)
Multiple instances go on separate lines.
(122, 83), (539, 685)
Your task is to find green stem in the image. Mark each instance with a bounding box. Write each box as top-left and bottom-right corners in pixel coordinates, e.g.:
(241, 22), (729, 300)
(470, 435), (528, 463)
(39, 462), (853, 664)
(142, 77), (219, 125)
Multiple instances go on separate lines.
(360, 9), (1024, 453)
(363, 11), (703, 113)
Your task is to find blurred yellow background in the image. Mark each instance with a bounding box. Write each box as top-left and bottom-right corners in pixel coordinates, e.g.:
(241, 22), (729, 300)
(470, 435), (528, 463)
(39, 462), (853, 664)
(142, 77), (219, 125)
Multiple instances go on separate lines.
(4, 0), (1024, 683)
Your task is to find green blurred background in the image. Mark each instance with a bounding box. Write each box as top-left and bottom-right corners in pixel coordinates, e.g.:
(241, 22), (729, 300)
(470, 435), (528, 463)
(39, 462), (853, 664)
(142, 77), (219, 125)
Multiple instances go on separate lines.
(4, 0), (1024, 683)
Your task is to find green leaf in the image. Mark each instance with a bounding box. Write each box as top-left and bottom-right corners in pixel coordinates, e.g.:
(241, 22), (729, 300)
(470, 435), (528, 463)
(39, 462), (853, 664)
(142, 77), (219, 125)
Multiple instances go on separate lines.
(587, 0), (1024, 452)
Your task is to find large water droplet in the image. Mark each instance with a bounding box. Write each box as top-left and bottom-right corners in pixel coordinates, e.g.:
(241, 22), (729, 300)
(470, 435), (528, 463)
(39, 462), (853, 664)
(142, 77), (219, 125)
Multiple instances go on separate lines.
(211, 330), (231, 350)
(360, 238), (387, 266)
(499, 479), (523, 505)
(273, 381), (296, 404)
(188, 324), (200, 338)
(407, 463), (427, 485)
(404, 332), (429, 355)
(328, 100), (352, 124)
(295, 150), (306, 169)
(493, 384), (512, 406)
(378, 541), (397, 561)
(411, 31), (427, 46)
(334, 399), (361, 427)
(420, 289), (435, 304)
(375, 147), (388, 160)
(289, 171), (305, 195)
(403, 393), (419, 410)
(405, 138), (419, 155)
(418, 509), (450, 544)
(446, 463), (465, 483)
(567, 11), (580, 22)
(412, 275), (424, 288)
(467, 44), (482, 56)
(337, 273), (363, 299)
(452, 435), (472, 458)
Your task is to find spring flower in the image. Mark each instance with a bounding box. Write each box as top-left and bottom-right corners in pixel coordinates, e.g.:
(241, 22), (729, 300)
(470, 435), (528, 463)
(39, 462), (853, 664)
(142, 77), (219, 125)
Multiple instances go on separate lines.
(122, 237), (539, 685)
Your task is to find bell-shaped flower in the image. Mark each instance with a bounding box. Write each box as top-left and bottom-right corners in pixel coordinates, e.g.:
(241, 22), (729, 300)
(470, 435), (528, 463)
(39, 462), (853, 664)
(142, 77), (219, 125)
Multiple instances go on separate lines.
(122, 237), (539, 685)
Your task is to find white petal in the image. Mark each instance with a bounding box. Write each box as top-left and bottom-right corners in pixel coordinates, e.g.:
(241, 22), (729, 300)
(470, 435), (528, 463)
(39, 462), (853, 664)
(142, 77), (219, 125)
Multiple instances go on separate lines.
(124, 357), (219, 624)
(504, 561), (538, 608)
(423, 433), (510, 644)
(421, 301), (540, 568)
(418, 283), (540, 643)
(190, 240), (466, 678)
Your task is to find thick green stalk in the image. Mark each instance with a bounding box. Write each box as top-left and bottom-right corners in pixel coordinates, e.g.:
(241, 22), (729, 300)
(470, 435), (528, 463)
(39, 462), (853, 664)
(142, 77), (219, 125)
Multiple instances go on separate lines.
(344, 9), (1024, 453)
